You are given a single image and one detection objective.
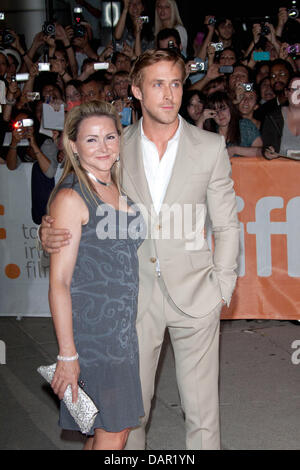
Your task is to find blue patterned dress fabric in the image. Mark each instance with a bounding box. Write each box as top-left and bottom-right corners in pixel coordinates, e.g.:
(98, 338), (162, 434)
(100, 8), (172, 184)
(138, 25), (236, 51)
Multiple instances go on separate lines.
(57, 173), (145, 434)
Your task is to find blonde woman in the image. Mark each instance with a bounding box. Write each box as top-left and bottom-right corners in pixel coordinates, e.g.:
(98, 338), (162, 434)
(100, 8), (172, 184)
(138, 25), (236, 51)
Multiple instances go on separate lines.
(155, 0), (188, 55)
(48, 101), (144, 450)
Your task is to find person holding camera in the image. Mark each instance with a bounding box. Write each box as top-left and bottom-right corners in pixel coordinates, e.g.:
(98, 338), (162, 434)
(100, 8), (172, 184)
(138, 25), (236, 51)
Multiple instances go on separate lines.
(5, 110), (37, 170)
(155, 0), (187, 56)
(111, 71), (137, 125)
(114, 0), (154, 54)
(203, 91), (263, 157)
(5, 108), (60, 172)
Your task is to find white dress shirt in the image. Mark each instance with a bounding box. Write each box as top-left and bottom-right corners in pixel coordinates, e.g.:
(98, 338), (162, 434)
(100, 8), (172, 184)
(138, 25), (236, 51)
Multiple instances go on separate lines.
(140, 116), (182, 214)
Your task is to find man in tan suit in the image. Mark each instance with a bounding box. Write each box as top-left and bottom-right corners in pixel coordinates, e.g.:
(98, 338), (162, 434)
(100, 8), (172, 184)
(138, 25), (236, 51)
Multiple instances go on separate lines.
(40, 49), (239, 450)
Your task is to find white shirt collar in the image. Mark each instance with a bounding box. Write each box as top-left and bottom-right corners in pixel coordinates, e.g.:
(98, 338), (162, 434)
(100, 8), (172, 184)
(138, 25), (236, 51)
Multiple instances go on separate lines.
(140, 115), (182, 144)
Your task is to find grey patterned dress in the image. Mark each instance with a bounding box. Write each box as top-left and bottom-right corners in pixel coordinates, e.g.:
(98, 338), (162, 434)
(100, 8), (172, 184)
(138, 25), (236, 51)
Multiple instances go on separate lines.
(58, 173), (145, 434)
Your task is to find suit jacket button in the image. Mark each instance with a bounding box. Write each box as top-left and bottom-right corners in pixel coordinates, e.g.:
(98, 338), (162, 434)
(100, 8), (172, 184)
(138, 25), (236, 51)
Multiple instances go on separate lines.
(150, 257), (157, 263)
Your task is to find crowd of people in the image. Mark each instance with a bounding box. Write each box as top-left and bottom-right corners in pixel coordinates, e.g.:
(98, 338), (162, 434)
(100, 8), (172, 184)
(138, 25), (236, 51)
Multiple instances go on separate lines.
(0, 2), (299, 179)
(1, 0), (300, 451)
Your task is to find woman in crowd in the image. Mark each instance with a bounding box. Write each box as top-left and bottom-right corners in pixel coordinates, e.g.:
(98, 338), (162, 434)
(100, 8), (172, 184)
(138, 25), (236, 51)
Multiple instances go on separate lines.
(155, 0), (188, 56)
(180, 90), (206, 125)
(218, 47), (237, 67)
(180, 89), (220, 129)
(114, 0), (154, 53)
(237, 88), (261, 129)
(65, 79), (82, 111)
(203, 91), (263, 157)
(47, 100), (144, 450)
(262, 74), (300, 159)
(257, 76), (276, 104)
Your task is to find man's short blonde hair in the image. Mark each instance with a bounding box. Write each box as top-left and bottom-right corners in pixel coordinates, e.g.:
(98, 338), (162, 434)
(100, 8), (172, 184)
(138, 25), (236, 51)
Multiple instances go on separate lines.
(130, 49), (187, 89)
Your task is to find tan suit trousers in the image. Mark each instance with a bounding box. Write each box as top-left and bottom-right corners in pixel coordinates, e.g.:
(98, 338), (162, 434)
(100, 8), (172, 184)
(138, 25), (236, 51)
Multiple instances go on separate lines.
(125, 275), (222, 450)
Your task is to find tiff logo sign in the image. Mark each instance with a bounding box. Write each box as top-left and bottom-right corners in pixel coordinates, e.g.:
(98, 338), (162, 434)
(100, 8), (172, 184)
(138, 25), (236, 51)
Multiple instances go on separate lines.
(0, 340), (6, 364)
(237, 196), (300, 277)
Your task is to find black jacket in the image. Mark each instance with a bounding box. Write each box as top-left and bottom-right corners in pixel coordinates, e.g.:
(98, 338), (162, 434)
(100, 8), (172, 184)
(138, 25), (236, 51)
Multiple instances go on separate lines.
(261, 107), (285, 156)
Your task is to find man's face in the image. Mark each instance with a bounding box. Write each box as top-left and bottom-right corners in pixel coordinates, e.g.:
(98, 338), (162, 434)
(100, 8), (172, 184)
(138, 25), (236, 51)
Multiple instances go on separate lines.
(115, 54), (131, 72)
(113, 75), (130, 99)
(219, 49), (236, 66)
(229, 66), (249, 90)
(81, 81), (103, 102)
(238, 91), (258, 116)
(270, 64), (290, 95)
(132, 60), (183, 126)
(217, 20), (234, 40)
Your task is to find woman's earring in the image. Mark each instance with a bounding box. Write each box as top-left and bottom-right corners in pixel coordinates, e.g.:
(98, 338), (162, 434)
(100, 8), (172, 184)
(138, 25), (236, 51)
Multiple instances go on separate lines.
(115, 156), (120, 163)
(73, 152), (80, 164)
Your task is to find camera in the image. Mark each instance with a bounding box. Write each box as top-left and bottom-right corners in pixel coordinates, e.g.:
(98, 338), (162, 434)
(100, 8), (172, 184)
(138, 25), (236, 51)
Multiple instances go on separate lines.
(14, 73), (29, 82)
(288, 7), (299, 18)
(13, 118), (34, 132)
(139, 16), (149, 23)
(73, 23), (86, 38)
(219, 65), (233, 74)
(93, 62), (109, 70)
(190, 61), (206, 72)
(38, 63), (51, 72)
(242, 83), (254, 92)
(73, 6), (86, 38)
(115, 42), (123, 52)
(208, 17), (216, 25)
(211, 42), (223, 52)
(74, 7), (83, 16)
(260, 22), (270, 36)
(287, 44), (299, 54)
(0, 29), (15, 46)
(42, 21), (56, 37)
(27, 92), (40, 101)
(168, 40), (175, 48)
(288, 1), (299, 18)
(253, 51), (270, 61)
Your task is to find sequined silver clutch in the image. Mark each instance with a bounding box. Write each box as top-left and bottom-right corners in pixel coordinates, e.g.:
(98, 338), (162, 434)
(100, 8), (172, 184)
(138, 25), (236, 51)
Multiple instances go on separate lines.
(37, 363), (99, 434)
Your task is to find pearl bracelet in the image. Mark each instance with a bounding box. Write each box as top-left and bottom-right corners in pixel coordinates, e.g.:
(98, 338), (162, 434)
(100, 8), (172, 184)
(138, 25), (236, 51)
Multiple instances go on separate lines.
(57, 352), (79, 361)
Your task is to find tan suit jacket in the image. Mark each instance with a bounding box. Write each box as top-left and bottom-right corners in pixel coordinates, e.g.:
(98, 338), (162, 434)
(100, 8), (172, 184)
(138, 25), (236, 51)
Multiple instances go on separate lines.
(121, 118), (240, 319)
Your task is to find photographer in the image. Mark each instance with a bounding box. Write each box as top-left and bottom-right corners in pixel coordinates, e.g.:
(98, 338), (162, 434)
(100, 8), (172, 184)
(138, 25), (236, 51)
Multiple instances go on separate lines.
(276, 6), (300, 45)
(155, 0), (187, 56)
(243, 21), (281, 70)
(196, 16), (242, 64)
(114, 0), (154, 54)
(111, 70), (138, 125)
(65, 21), (98, 75)
(202, 91), (263, 157)
(4, 108), (59, 172)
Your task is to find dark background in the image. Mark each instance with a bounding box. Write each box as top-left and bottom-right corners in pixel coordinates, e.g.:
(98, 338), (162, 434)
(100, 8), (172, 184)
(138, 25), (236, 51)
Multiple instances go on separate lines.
(146, 0), (299, 55)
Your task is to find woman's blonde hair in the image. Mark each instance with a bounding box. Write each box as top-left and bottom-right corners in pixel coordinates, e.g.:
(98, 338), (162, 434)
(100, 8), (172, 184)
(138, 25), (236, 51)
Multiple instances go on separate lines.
(47, 100), (122, 211)
(154, 0), (183, 36)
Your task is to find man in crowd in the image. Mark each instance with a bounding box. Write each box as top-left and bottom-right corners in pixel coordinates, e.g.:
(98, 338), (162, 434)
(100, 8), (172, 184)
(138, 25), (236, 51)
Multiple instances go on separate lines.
(80, 75), (105, 102)
(254, 58), (294, 122)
